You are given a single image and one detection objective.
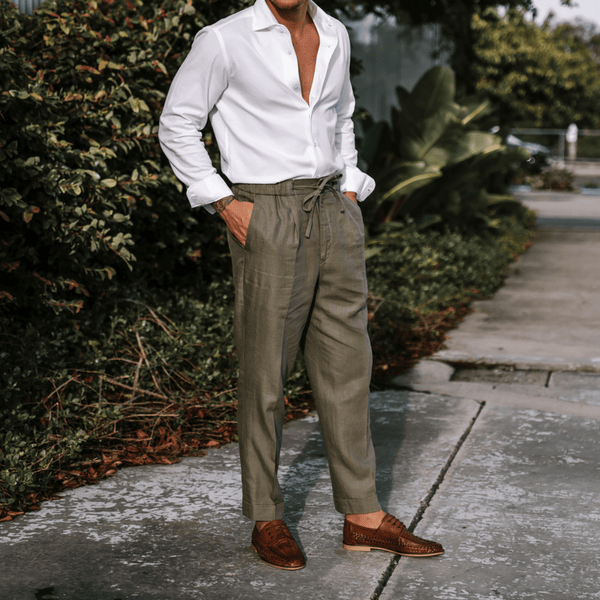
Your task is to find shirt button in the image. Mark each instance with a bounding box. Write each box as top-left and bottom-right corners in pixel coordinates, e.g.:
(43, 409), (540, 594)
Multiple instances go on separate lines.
(293, 84), (299, 90)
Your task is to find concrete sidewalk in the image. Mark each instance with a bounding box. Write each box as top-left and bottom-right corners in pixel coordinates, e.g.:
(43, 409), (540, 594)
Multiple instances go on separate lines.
(433, 190), (600, 371)
(0, 391), (482, 600)
(2, 191), (600, 600)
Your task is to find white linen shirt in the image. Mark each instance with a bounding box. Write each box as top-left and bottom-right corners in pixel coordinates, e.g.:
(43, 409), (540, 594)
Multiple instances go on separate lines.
(158, 0), (375, 212)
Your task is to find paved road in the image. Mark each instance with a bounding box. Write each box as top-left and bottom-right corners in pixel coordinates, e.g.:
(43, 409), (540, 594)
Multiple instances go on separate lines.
(1, 191), (599, 600)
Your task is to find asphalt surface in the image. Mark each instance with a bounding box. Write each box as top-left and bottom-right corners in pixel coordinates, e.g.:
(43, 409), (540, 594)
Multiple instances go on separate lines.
(1, 190), (600, 600)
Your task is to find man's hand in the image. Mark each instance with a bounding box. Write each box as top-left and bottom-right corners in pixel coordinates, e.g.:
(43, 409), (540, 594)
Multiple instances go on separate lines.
(213, 195), (254, 246)
(344, 191), (357, 204)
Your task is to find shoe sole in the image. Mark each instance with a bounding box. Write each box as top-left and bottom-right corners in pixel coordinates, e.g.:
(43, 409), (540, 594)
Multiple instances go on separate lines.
(252, 544), (306, 570)
(343, 543), (444, 557)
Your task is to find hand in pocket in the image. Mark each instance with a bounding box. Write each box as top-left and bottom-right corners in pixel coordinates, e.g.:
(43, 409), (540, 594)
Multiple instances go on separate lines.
(216, 198), (254, 246)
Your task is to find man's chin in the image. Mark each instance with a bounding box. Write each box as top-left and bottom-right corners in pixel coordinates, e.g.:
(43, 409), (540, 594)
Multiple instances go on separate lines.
(266, 0), (308, 13)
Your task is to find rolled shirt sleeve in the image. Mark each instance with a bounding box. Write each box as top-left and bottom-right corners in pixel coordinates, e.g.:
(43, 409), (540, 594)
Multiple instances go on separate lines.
(159, 29), (233, 212)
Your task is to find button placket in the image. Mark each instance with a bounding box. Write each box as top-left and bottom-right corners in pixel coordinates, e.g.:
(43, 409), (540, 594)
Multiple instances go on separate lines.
(278, 26), (302, 97)
(308, 20), (336, 106)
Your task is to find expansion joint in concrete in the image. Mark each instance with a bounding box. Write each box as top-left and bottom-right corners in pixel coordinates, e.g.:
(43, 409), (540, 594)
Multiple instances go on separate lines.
(369, 400), (486, 600)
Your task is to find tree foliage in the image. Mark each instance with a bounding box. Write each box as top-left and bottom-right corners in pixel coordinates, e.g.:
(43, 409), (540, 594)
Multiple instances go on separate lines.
(551, 18), (600, 65)
(469, 9), (600, 128)
(358, 1), (575, 95)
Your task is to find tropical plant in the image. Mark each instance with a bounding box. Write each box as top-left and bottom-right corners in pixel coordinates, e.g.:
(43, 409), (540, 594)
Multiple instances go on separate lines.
(358, 65), (528, 258)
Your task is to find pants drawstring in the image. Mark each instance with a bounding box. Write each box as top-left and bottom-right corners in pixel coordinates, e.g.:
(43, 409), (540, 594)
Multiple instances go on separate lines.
(296, 173), (345, 238)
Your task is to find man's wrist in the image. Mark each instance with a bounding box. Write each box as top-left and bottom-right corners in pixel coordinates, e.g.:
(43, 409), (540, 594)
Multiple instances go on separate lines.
(213, 195), (235, 214)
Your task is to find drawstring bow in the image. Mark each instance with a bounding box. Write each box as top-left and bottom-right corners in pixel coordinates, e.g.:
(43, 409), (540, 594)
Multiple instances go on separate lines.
(297, 173), (346, 238)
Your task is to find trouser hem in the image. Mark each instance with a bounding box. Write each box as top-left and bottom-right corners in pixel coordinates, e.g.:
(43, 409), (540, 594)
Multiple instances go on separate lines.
(334, 495), (381, 515)
(243, 500), (285, 522)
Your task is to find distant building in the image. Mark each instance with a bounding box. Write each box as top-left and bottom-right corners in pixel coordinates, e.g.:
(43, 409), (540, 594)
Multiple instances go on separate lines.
(345, 15), (451, 126)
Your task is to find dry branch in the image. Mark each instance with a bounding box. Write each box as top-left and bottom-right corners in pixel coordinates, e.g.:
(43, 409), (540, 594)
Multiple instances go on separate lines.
(102, 377), (169, 400)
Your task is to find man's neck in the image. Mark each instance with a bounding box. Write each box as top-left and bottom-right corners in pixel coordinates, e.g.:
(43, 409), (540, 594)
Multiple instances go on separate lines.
(265, 0), (311, 34)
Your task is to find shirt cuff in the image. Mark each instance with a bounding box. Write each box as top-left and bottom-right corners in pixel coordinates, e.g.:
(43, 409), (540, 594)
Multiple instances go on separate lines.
(186, 173), (234, 214)
(340, 167), (376, 202)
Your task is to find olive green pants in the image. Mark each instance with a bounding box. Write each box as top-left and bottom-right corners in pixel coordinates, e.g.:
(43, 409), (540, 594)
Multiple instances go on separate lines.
(228, 173), (380, 521)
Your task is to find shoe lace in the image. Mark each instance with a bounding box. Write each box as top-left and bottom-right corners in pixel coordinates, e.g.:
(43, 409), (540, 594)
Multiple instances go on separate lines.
(385, 514), (403, 530)
(267, 522), (295, 548)
(383, 515), (411, 540)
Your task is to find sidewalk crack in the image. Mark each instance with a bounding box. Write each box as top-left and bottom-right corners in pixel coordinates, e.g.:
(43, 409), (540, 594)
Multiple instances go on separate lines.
(369, 400), (486, 600)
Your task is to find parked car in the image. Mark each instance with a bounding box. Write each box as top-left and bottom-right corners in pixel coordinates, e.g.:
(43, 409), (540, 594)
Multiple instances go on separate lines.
(495, 128), (551, 174)
(505, 134), (551, 160)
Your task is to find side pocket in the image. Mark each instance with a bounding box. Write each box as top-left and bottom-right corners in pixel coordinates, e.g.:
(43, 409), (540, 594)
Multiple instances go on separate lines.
(227, 227), (246, 250)
(228, 188), (256, 250)
(344, 195), (366, 243)
(240, 199), (256, 251)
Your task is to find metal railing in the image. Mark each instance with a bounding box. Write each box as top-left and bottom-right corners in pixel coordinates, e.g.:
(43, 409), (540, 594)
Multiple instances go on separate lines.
(511, 128), (600, 163)
(12, 0), (45, 14)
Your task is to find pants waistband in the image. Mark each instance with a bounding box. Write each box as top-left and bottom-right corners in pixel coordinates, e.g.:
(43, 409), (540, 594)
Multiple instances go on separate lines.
(232, 173), (341, 197)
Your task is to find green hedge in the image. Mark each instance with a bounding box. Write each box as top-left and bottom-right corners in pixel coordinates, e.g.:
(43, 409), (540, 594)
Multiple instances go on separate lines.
(0, 0), (235, 319)
(0, 0), (235, 407)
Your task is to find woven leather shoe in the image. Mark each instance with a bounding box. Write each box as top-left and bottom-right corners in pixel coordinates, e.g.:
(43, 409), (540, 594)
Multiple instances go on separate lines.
(252, 520), (306, 570)
(343, 513), (444, 557)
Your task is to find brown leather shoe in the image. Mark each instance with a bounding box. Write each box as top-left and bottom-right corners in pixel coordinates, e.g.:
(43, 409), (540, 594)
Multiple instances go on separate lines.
(343, 513), (444, 557)
(252, 520), (306, 570)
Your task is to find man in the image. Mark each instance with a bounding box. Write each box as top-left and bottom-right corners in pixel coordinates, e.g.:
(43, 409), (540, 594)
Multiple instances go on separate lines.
(159, 0), (444, 570)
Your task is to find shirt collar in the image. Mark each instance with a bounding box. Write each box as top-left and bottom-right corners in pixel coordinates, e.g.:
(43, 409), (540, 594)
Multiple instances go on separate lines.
(252, 0), (331, 32)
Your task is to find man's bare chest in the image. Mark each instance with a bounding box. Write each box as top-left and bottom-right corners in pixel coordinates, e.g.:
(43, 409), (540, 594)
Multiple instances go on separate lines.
(290, 24), (320, 104)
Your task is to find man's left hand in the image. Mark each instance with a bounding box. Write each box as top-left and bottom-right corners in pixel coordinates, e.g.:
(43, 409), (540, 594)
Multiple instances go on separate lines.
(344, 191), (357, 203)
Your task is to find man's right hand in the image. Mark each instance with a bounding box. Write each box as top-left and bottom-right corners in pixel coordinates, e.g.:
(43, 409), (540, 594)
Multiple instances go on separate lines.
(212, 195), (254, 246)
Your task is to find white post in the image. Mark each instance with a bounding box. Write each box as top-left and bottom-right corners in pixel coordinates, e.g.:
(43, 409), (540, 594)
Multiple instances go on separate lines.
(566, 123), (578, 161)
